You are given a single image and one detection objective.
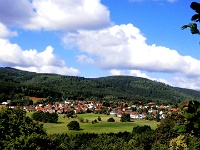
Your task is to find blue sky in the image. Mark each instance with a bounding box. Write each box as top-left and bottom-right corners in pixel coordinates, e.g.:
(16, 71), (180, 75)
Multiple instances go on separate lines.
(0, 0), (200, 90)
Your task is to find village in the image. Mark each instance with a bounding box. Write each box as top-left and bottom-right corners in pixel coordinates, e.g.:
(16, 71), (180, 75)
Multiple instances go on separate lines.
(7, 99), (179, 121)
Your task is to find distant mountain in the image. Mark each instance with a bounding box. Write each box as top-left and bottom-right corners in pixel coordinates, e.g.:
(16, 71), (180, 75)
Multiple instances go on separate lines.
(0, 67), (200, 104)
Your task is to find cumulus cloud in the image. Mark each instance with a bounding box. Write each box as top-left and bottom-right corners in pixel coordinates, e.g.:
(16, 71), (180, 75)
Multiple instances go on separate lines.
(63, 23), (200, 79)
(27, 0), (111, 31)
(109, 69), (124, 76)
(173, 76), (200, 90)
(129, 70), (150, 78)
(0, 39), (79, 76)
(109, 69), (149, 78)
(0, 0), (111, 31)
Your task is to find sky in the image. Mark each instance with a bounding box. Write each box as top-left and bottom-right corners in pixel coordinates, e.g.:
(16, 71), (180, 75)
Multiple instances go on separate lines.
(1, 0), (200, 90)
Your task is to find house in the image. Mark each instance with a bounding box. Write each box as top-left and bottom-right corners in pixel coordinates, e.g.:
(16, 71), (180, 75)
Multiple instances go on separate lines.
(110, 108), (117, 115)
(117, 109), (122, 117)
(64, 100), (73, 105)
(1, 102), (8, 105)
(130, 111), (140, 119)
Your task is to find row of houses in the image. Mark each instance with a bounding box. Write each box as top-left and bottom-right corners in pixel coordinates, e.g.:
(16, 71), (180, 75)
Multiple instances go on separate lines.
(1, 99), (179, 120)
(20, 99), (177, 120)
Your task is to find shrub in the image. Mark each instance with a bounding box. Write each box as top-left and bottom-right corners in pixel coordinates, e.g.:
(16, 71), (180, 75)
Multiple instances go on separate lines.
(92, 119), (98, 124)
(107, 117), (115, 122)
(97, 116), (101, 121)
(67, 121), (80, 130)
(32, 111), (58, 123)
(120, 113), (131, 122)
(132, 125), (152, 135)
(79, 117), (84, 123)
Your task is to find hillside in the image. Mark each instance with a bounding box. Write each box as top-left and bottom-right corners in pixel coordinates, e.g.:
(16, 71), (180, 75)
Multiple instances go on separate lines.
(0, 67), (200, 104)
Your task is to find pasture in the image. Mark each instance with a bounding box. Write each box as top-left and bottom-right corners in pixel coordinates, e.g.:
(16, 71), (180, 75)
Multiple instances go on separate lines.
(29, 97), (46, 103)
(32, 113), (160, 135)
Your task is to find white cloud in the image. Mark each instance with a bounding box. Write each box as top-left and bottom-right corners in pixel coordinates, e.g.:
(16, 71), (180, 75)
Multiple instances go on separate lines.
(109, 69), (150, 78)
(173, 76), (200, 90)
(0, 39), (79, 76)
(129, 70), (150, 78)
(129, 70), (172, 85)
(109, 69), (172, 85)
(16, 66), (79, 76)
(76, 55), (94, 64)
(25, 0), (112, 31)
(109, 69), (124, 76)
(0, 23), (17, 38)
(0, 0), (112, 31)
(63, 23), (200, 89)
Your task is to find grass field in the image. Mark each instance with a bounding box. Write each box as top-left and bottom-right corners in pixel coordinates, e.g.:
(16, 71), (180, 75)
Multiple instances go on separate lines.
(29, 97), (46, 103)
(31, 113), (160, 135)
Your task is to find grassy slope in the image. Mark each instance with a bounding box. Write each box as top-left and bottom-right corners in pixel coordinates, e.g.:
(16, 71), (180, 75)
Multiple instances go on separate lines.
(36, 113), (159, 135)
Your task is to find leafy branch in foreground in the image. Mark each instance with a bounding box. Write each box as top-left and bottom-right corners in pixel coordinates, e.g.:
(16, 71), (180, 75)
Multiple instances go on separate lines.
(181, 23), (200, 34)
(182, 2), (200, 34)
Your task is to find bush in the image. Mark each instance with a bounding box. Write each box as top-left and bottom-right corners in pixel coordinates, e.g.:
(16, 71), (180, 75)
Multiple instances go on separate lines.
(97, 116), (101, 121)
(107, 117), (115, 122)
(32, 111), (58, 123)
(64, 110), (75, 118)
(78, 117), (84, 123)
(67, 121), (80, 130)
(92, 119), (98, 124)
(132, 125), (152, 135)
(120, 113), (131, 122)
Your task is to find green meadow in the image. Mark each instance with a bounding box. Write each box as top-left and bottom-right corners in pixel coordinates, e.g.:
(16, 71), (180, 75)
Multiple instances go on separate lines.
(27, 113), (159, 135)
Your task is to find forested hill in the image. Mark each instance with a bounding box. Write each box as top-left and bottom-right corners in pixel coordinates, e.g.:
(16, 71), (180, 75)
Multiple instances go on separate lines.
(0, 67), (200, 104)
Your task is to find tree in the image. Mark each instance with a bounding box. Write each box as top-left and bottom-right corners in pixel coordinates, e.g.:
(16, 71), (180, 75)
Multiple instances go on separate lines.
(132, 125), (152, 135)
(154, 116), (178, 144)
(130, 126), (155, 150)
(169, 135), (188, 150)
(32, 111), (58, 123)
(174, 100), (200, 137)
(64, 109), (75, 118)
(0, 107), (48, 149)
(67, 121), (80, 130)
(107, 117), (115, 122)
(120, 113), (131, 122)
(182, 2), (200, 34)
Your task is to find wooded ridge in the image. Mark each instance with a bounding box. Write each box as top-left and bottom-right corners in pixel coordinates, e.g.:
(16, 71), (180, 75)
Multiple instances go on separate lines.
(0, 67), (200, 104)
